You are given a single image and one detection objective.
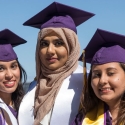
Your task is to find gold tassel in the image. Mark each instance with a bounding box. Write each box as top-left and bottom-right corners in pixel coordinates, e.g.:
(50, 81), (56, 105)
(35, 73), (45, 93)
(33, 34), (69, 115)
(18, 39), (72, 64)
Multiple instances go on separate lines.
(78, 50), (87, 111)
(82, 50), (87, 87)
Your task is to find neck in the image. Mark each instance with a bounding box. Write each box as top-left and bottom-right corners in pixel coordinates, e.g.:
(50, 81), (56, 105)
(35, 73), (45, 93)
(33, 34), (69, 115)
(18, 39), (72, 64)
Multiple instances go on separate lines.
(0, 93), (12, 106)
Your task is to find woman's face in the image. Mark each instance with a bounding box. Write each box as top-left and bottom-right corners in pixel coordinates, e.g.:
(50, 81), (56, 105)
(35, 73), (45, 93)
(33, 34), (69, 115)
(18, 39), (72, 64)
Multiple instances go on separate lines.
(39, 32), (68, 70)
(91, 62), (125, 105)
(0, 60), (20, 96)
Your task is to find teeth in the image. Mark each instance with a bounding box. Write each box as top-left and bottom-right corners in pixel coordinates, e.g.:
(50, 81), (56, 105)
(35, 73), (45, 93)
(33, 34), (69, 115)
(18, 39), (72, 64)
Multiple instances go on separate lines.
(100, 88), (111, 91)
(4, 81), (14, 84)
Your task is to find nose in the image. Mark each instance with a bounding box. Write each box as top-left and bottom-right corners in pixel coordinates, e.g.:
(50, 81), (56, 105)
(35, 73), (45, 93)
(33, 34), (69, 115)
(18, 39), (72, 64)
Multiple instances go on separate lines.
(47, 43), (55, 55)
(99, 74), (108, 85)
(5, 69), (13, 80)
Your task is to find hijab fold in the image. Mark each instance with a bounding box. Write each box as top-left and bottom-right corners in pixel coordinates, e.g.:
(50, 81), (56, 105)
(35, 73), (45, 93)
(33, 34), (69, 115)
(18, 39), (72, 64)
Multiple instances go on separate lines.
(34, 28), (80, 125)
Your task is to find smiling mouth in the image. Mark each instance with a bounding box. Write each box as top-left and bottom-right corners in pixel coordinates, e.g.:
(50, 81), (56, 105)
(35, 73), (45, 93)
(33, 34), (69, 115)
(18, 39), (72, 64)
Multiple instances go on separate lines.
(99, 87), (113, 93)
(3, 80), (16, 87)
(46, 58), (58, 63)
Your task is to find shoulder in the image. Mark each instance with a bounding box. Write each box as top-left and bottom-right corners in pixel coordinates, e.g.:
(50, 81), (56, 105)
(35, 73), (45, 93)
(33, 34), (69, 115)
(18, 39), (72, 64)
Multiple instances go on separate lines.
(70, 112), (84, 125)
(0, 106), (13, 125)
(0, 107), (4, 115)
(27, 80), (37, 92)
(0, 107), (5, 124)
(70, 65), (83, 82)
(22, 80), (37, 100)
(73, 65), (89, 78)
(74, 65), (83, 73)
(75, 64), (89, 73)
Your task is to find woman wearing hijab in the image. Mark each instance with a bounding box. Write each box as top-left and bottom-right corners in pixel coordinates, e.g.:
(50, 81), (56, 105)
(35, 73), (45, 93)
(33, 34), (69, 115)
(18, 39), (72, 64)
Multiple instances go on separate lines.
(0, 29), (27, 125)
(72, 29), (125, 125)
(18, 2), (94, 125)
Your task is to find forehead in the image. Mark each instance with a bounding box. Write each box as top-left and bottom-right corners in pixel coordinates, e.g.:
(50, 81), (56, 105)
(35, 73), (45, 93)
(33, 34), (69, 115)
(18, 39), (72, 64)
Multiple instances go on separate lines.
(43, 31), (61, 40)
(0, 60), (17, 65)
(92, 62), (121, 70)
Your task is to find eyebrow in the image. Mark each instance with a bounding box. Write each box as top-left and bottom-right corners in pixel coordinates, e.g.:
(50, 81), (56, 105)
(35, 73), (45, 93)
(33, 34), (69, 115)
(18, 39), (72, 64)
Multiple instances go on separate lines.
(0, 61), (17, 65)
(11, 61), (18, 64)
(40, 39), (48, 42)
(54, 38), (63, 40)
(92, 67), (117, 73)
(42, 38), (63, 40)
(106, 67), (117, 71)
(92, 70), (100, 73)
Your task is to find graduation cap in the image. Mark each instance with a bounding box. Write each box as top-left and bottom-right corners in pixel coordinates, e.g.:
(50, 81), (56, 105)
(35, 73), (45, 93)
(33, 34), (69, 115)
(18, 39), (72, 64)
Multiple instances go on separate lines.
(0, 29), (27, 61)
(79, 28), (125, 91)
(79, 28), (125, 65)
(23, 2), (95, 34)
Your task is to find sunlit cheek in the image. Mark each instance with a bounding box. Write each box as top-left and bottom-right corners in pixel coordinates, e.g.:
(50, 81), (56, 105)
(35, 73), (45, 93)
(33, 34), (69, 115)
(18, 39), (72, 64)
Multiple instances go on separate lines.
(0, 74), (5, 81)
(110, 77), (121, 85)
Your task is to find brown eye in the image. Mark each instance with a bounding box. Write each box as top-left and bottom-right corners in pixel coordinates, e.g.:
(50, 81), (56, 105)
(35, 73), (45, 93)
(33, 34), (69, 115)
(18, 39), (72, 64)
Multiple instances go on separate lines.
(55, 39), (64, 46)
(40, 40), (49, 47)
(11, 63), (18, 70)
(0, 66), (4, 71)
(108, 72), (115, 76)
(92, 72), (101, 79)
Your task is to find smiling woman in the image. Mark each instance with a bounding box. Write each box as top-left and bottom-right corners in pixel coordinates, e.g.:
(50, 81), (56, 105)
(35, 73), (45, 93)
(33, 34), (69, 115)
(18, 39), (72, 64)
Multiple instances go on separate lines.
(39, 32), (68, 70)
(0, 60), (20, 93)
(18, 2), (94, 125)
(0, 29), (27, 125)
(91, 62), (125, 105)
(72, 29), (125, 125)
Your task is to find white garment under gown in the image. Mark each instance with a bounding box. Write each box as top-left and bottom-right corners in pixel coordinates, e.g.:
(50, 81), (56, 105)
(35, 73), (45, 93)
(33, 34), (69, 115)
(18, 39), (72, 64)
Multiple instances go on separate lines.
(0, 98), (18, 125)
(18, 65), (84, 125)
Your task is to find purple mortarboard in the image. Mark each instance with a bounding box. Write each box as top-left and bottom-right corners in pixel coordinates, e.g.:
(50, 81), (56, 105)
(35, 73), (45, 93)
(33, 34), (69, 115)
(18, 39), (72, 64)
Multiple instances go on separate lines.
(79, 29), (125, 65)
(23, 2), (95, 34)
(0, 29), (27, 61)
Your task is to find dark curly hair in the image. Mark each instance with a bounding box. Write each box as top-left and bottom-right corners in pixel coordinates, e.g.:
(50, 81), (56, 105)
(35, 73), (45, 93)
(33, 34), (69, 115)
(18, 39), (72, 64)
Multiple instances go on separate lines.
(12, 60), (27, 112)
(80, 63), (125, 125)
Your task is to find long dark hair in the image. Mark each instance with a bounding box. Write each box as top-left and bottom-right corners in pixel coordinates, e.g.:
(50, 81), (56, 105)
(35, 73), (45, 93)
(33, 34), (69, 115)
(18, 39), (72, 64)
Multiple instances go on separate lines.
(80, 63), (125, 125)
(80, 68), (99, 114)
(117, 63), (125, 125)
(12, 60), (27, 111)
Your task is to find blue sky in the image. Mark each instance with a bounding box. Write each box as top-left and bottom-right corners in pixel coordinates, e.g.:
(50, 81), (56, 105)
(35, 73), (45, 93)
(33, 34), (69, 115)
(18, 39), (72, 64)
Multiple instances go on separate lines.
(0, 0), (125, 82)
